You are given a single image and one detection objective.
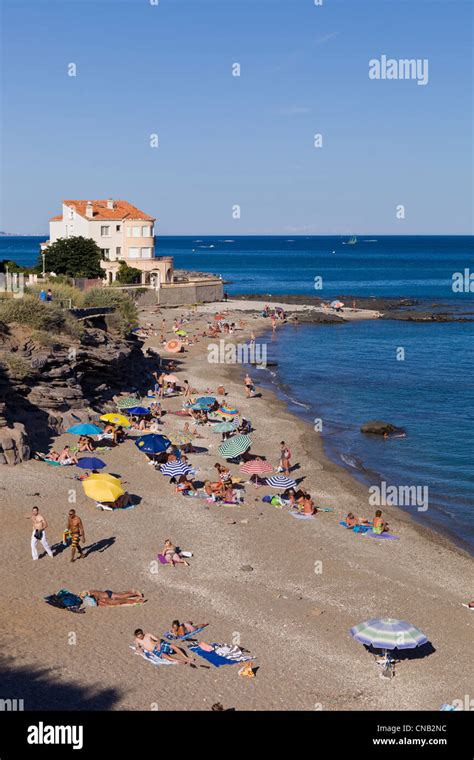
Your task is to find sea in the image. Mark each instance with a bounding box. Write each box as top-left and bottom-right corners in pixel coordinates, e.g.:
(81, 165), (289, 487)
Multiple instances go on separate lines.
(2, 234), (473, 552)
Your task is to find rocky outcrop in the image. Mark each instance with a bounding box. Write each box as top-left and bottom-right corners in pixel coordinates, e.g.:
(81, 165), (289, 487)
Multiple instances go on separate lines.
(0, 323), (152, 462)
(360, 420), (405, 436)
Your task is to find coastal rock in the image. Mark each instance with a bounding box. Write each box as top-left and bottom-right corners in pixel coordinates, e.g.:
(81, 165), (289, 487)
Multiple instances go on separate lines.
(240, 564), (254, 572)
(360, 420), (404, 436)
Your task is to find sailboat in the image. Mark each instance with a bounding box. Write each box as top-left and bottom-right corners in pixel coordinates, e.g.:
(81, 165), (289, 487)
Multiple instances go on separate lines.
(343, 235), (357, 245)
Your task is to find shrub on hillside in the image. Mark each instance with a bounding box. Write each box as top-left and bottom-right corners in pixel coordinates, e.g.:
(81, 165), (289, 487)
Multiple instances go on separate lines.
(82, 288), (138, 335)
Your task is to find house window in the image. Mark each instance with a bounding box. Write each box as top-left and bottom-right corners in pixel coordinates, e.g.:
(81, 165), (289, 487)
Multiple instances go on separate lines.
(142, 226), (151, 237)
(101, 226), (110, 236)
(141, 247), (152, 259)
(116, 225), (121, 232)
(128, 247), (139, 258)
(116, 247), (121, 258)
(102, 249), (110, 260)
(69, 209), (74, 220)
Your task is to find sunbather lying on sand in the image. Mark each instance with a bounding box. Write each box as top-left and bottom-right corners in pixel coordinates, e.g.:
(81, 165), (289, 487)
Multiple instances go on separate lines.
(134, 629), (195, 666)
(176, 475), (197, 495)
(80, 589), (145, 606)
(345, 512), (370, 529)
(58, 446), (78, 465)
(78, 436), (95, 453)
(161, 539), (190, 566)
(170, 620), (209, 638)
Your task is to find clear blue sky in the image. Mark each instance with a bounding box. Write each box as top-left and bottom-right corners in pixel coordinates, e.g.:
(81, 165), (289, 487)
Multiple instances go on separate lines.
(1, 0), (472, 235)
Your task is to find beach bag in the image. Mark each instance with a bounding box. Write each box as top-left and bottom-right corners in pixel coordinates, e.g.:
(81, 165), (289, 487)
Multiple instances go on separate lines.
(34, 529), (43, 540)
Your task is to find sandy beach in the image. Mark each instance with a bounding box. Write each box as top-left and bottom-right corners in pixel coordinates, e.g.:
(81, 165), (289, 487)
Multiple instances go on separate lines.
(1, 301), (473, 712)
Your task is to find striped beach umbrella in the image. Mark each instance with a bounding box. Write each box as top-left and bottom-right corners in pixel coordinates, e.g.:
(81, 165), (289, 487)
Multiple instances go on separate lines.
(211, 421), (238, 434)
(165, 339), (182, 353)
(66, 423), (103, 436)
(240, 460), (273, 475)
(116, 396), (140, 409)
(218, 434), (252, 459)
(76, 457), (106, 470)
(135, 434), (171, 455)
(216, 405), (239, 419)
(160, 461), (192, 477)
(349, 619), (429, 651)
(265, 475), (297, 489)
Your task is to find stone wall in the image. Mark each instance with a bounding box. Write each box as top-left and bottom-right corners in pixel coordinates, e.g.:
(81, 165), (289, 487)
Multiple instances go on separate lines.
(157, 279), (223, 306)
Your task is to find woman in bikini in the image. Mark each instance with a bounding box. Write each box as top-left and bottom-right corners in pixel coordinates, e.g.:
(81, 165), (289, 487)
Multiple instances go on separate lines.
(161, 539), (190, 567)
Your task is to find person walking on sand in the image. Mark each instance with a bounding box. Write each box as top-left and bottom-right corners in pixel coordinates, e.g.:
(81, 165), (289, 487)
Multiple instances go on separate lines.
(279, 441), (291, 476)
(67, 509), (86, 562)
(244, 372), (254, 398)
(28, 506), (53, 560)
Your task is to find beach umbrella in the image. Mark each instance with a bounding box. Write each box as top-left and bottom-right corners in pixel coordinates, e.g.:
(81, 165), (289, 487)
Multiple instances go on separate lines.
(211, 421), (238, 434)
(116, 396), (141, 409)
(265, 475), (297, 489)
(214, 314), (225, 321)
(168, 432), (195, 446)
(218, 434), (252, 459)
(175, 330), (187, 336)
(82, 478), (124, 503)
(240, 459), (273, 475)
(216, 405), (239, 419)
(86, 473), (122, 486)
(66, 423), (103, 436)
(76, 457), (106, 470)
(126, 406), (150, 416)
(163, 374), (179, 384)
(135, 433), (171, 455)
(160, 461), (192, 477)
(165, 339), (181, 353)
(330, 300), (344, 309)
(349, 618), (429, 651)
(100, 413), (131, 427)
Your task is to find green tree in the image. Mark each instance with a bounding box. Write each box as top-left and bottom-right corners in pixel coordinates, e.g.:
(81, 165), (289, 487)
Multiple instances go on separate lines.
(38, 237), (103, 278)
(115, 261), (142, 284)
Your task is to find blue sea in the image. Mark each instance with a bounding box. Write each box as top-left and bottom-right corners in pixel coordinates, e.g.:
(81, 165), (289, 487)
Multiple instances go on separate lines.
(3, 235), (474, 551)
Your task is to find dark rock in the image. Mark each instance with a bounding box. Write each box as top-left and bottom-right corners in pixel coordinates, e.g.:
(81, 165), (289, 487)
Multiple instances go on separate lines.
(240, 564), (254, 572)
(360, 420), (404, 436)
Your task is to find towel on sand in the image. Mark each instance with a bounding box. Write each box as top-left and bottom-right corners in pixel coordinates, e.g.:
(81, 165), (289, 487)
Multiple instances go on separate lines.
(129, 645), (177, 666)
(290, 512), (315, 520)
(339, 520), (370, 533)
(188, 643), (253, 667)
(365, 530), (399, 540)
(165, 625), (207, 641)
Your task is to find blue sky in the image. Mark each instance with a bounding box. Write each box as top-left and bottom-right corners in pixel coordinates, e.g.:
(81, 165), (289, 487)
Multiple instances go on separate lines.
(1, 0), (472, 234)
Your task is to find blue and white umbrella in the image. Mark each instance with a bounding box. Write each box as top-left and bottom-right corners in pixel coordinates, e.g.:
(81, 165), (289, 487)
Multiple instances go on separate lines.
(265, 475), (297, 489)
(349, 618), (429, 651)
(160, 461), (192, 478)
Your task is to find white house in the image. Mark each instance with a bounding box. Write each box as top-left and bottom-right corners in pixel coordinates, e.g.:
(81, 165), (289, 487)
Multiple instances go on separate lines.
(43, 199), (173, 286)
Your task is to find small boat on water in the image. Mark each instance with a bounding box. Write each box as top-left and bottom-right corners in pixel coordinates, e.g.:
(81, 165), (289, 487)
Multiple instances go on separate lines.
(343, 235), (357, 245)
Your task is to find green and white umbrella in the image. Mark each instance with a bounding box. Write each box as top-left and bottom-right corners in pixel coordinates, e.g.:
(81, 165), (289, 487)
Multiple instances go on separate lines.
(116, 396), (141, 409)
(349, 618), (429, 651)
(218, 434), (252, 459)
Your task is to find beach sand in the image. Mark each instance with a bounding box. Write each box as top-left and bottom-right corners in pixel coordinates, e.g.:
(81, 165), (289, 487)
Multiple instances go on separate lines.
(0, 302), (472, 711)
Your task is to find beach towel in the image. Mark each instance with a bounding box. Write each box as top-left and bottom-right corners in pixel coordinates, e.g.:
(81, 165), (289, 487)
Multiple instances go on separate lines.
(188, 643), (253, 667)
(339, 521), (370, 533)
(43, 459), (62, 467)
(290, 512), (315, 520)
(165, 625), (207, 642)
(129, 645), (177, 666)
(462, 604), (474, 610)
(365, 531), (399, 540)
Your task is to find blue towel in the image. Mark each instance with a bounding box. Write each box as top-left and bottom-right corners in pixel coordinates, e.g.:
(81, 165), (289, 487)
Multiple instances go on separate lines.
(339, 521), (370, 533)
(188, 645), (250, 667)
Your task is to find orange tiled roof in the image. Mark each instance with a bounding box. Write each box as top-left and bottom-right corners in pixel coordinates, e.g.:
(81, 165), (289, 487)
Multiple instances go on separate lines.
(50, 215), (62, 221)
(51, 200), (155, 222)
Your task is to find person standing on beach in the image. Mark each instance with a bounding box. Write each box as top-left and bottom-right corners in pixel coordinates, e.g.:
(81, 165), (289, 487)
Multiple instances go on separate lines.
(28, 506), (54, 560)
(244, 372), (254, 398)
(67, 509), (86, 562)
(279, 441), (291, 476)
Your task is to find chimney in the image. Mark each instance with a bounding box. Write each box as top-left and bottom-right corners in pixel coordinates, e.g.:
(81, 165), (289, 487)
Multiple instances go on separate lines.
(107, 198), (114, 210)
(85, 201), (94, 219)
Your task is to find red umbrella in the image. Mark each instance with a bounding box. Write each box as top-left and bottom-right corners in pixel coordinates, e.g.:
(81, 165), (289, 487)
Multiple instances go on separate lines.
(214, 314), (225, 321)
(240, 460), (273, 475)
(165, 340), (181, 353)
